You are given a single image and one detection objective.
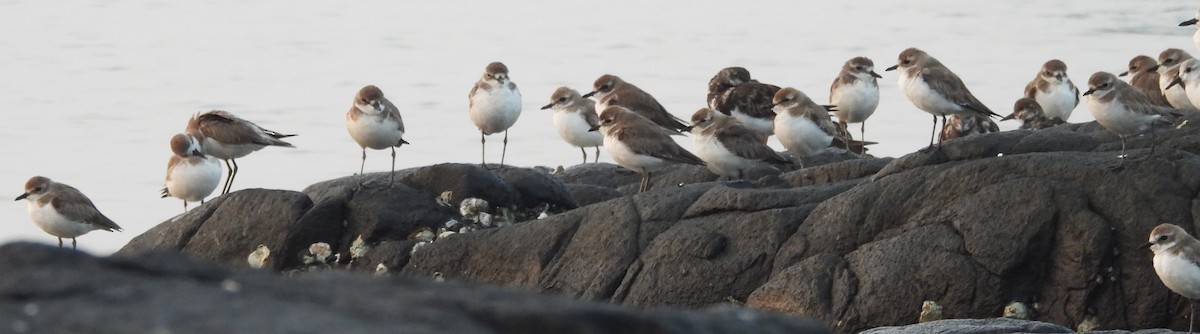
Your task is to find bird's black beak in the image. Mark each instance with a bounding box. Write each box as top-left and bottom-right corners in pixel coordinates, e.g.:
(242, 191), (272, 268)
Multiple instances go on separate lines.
(1001, 113), (1015, 121)
(15, 193), (28, 201)
(885, 65), (898, 71)
(1148, 65), (1160, 72)
(683, 125), (694, 132)
(1166, 76), (1183, 90)
(1141, 241), (1153, 249)
(1118, 71), (1129, 77)
(540, 103), (553, 110)
(870, 71), (883, 78)
(588, 125), (600, 132)
(1182, 18), (1198, 26)
(1082, 88), (1096, 96)
(581, 91), (598, 98)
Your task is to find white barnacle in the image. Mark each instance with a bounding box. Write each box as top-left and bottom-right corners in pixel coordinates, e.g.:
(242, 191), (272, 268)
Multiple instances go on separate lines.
(349, 235), (371, 259)
(247, 244), (270, 269)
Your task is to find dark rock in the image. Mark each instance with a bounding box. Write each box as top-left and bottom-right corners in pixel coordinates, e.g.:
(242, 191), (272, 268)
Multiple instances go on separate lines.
(0, 242), (830, 334)
(859, 318), (1073, 334)
(563, 183), (623, 207)
(489, 165), (579, 211)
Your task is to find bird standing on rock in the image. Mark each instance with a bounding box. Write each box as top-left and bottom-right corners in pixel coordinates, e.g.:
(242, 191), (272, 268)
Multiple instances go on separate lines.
(161, 133), (222, 211)
(1002, 97), (1064, 130)
(16, 176), (122, 249)
(1147, 223), (1200, 334)
(707, 67), (781, 141)
(886, 47), (1000, 149)
(468, 62), (522, 167)
(1084, 71), (1175, 167)
(542, 87), (603, 164)
(830, 57), (882, 152)
(689, 107), (789, 179)
(1120, 55), (1171, 107)
(585, 74), (690, 135)
(1023, 59), (1079, 122)
(185, 110), (295, 195)
(772, 87), (870, 167)
(347, 85), (408, 185)
(592, 106), (704, 193)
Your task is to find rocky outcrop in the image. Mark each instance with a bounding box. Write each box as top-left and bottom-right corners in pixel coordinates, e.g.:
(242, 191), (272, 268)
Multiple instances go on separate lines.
(0, 242), (829, 334)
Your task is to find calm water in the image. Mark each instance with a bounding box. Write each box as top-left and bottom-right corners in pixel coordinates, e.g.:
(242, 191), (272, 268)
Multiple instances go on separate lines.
(0, 1), (1193, 254)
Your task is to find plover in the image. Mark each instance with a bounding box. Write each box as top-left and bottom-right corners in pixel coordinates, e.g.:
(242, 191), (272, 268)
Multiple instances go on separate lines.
(541, 87), (603, 164)
(584, 74), (690, 134)
(1167, 58), (1200, 109)
(15, 176), (121, 249)
(1157, 48), (1197, 109)
(161, 133), (222, 211)
(468, 62), (522, 167)
(1002, 97), (1065, 130)
(1120, 55), (1171, 107)
(707, 67), (782, 140)
(772, 87), (868, 166)
(591, 106), (704, 192)
(1023, 59), (1079, 122)
(1083, 71), (1174, 166)
(1181, 9), (1200, 55)
(886, 47), (1000, 148)
(346, 85), (408, 184)
(1147, 223), (1200, 333)
(940, 114), (999, 142)
(829, 57), (882, 151)
(689, 107), (789, 179)
(185, 110), (295, 195)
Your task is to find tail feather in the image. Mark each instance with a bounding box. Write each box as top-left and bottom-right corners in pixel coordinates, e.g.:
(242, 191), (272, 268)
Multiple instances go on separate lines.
(160, 187), (170, 198)
(833, 139), (877, 154)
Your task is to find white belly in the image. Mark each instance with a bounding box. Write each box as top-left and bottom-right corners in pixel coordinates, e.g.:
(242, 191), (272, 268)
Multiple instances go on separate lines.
(469, 86), (522, 135)
(1154, 253), (1200, 299)
(553, 109), (603, 148)
(1161, 70), (1198, 109)
(831, 80), (880, 123)
(604, 135), (664, 173)
(347, 114), (405, 150)
(729, 108), (775, 138)
(200, 136), (264, 160)
(1034, 82), (1077, 121)
(774, 112), (832, 157)
(900, 72), (962, 116)
(167, 156), (223, 203)
(1187, 80), (1200, 110)
(1087, 98), (1158, 136)
(27, 202), (97, 238)
(694, 134), (758, 177)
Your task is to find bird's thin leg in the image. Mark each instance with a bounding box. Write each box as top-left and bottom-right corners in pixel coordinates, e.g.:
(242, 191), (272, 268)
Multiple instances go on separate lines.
(480, 132), (487, 168)
(841, 121), (851, 152)
(639, 172), (651, 193)
(580, 147), (587, 165)
(929, 115), (937, 148)
(938, 116), (947, 145)
(390, 146), (397, 185)
(860, 122), (867, 155)
(183, 201), (188, 213)
(1144, 129), (1157, 161)
(57, 237), (63, 248)
(225, 159), (240, 194)
(500, 130), (509, 166)
(594, 147), (600, 163)
(1189, 299), (1194, 334)
(359, 148), (368, 185)
(71, 238), (76, 250)
(221, 159), (234, 195)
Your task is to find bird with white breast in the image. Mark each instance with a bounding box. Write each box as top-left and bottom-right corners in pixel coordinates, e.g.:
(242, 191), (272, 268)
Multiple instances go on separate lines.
(542, 87), (603, 164)
(346, 85), (408, 185)
(16, 176), (122, 249)
(468, 61), (522, 167)
(161, 133), (222, 211)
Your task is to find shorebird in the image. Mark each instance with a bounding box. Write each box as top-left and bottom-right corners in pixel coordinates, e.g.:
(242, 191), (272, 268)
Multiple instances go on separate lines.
(584, 74), (690, 135)
(346, 85), (408, 184)
(161, 133), (222, 211)
(468, 62), (522, 167)
(1023, 59), (1079, 122)
(591, 106), (704, 192)
(1002, 97), (1064, 130)
(541, 87), (603, 164)
(886, 48), (1000, 148)
(689, 107), (789, 179)
(1083, 71), (1174, 166)
(1147, 223), (1200, 333)
(707, 67), (782, 140)
(185, 110), (295, 195)
(940, 114), (999, 142)
(1158, 48), (1197, 109)
(830, 57), (881, 152)
(1168, 58), (1200, 110)
(15, 176), (121, 249)
(1182, 9), (1200, 55)
(1120, 55), (1171, 107)
(772, 87), (869, 167)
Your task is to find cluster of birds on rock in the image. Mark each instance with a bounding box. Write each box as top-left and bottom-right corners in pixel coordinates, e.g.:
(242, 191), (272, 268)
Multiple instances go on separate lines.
(15, 8), (1200, 331)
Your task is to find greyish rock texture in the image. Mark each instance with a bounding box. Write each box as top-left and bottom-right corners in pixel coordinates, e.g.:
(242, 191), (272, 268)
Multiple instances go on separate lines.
(116, 115), (1200, 333)
(0, 242), (829, 333)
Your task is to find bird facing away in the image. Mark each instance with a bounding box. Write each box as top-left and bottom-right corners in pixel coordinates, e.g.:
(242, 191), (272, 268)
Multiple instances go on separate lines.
(689, 107), (789, 179)
(1120, 55), (1171, 107)
(830, 57), (882, 150)
(468, 61), (522, 167)
(584, 74), (690, 135)
(161, 133), (222, 212)
(772, 87), (871, 167)
(1083, 71), (1175, 167)
(15, 176), (121, 249)
(1023, 59), (1079, 122)
(707, 67), (782, 140)
(939, 114), (999, 142)
(886, 47), (1000, 148)
(1158, 48), (1198, 109)
(346, 85), (408, 185)
(1147, 223), (1200, 333)
(592, 106), (704, 192)
(185, 110), (295, 195)
(1002, 97), (1065, 130)
(541, 87), (603, 164)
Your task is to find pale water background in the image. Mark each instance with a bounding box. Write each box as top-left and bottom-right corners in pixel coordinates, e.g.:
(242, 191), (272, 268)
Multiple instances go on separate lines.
(0, 1), (1194, 254)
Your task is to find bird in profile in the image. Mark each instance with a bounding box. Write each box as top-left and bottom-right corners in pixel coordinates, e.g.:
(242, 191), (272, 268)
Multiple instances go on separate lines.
(830, 57), (882, 152)
(161, 133), (222, 211)
(185, 110), (295, 194)
(1002, 97), (1064, 130)
(585, 74), (690, 135)
(689, 107), (789, 179)
(1120, 55), (1170, 107)
(1147, 223), (1200, 334)
(468, 62), (522, 168)
(591, 106), (704, 192)
(886, 47), (1000, 148)
(1157, 48), (1197, 109)
(346, 85), (408, 185)
(16, 176), (122, 249)
(772, 87), (871, 167)
(542, 87), (603, 164)
(707, 67), (781, 141)
(1084, 71), (1176, 167)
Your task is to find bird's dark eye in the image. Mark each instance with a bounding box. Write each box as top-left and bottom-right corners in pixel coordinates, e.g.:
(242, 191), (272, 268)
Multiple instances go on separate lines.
(902, 59), (911, 65)
(558, 97), (566, 102)
(1159, 235), (1169, 241)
